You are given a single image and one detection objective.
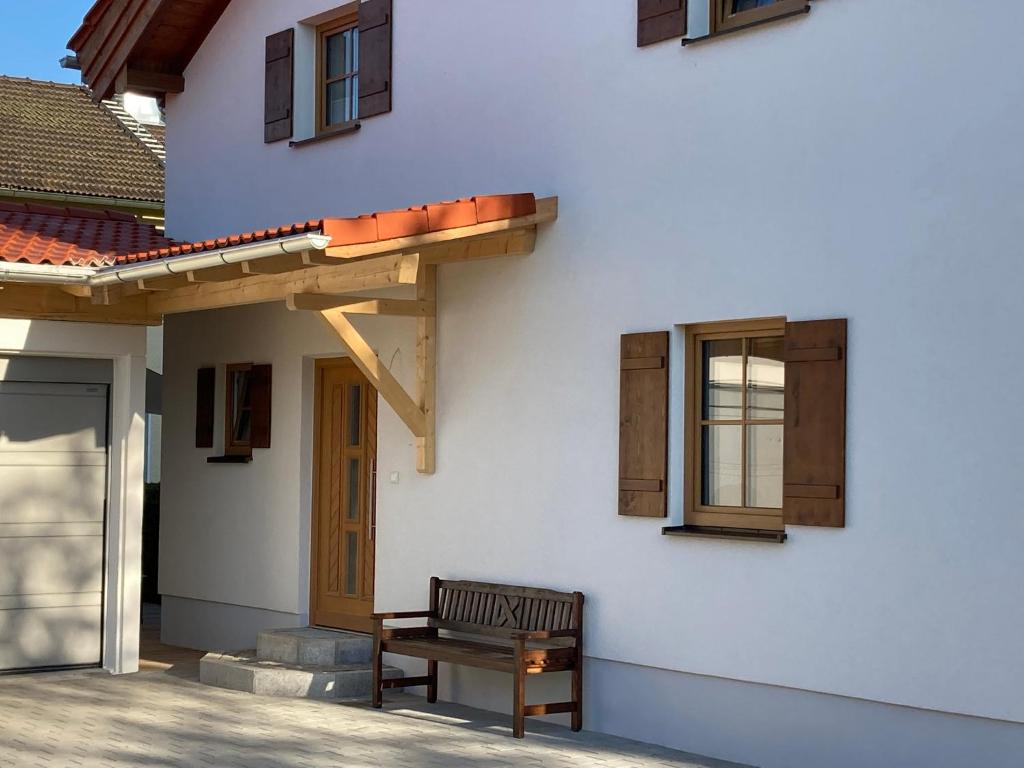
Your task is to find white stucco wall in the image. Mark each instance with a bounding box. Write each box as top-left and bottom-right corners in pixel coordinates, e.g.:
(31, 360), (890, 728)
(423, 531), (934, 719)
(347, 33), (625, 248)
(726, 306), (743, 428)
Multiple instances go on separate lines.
(159, 0), (1024, 738)
(0, 319), (147, 674)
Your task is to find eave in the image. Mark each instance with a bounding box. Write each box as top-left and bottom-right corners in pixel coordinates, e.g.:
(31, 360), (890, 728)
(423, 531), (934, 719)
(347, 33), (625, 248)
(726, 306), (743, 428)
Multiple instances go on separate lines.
(69, 0), (231, 101)
(0, 195), (558, 474)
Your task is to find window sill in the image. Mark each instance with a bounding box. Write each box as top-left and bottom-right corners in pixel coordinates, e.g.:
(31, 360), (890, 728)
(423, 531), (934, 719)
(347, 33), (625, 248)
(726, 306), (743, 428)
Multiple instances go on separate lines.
(662, 525), (787, 543)
(682, 5), (810, 47)
(289, 121), (361, 148)
(206, 454), (253, 464)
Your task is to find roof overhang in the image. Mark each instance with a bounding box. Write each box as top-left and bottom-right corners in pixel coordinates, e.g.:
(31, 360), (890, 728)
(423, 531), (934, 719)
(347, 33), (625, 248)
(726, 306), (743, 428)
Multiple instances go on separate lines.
(0, 193), (557, 475)
(0, 195), (557, 323)
(69, 0), (231, 101)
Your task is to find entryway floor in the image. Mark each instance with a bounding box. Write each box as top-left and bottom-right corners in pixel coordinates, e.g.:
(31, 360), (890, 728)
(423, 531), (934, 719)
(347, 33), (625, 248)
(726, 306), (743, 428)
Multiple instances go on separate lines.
(138, 602), (204, 678)
(0, 667), (749, 767)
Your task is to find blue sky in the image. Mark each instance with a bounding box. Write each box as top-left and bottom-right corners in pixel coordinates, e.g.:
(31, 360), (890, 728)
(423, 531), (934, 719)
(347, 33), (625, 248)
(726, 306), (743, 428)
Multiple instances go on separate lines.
(0, 1), (95, 82)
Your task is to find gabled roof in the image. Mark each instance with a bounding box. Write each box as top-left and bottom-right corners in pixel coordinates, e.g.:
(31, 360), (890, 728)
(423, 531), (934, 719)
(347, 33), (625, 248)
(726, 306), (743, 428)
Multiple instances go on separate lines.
(69, 0), (231, 101)
(0, 76), (165, 204)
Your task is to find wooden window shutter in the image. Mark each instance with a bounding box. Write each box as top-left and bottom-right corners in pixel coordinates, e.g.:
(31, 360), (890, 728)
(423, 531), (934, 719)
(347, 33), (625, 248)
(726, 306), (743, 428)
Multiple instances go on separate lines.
(264, 28), (294, 143)
(250, 364), (272, 449)
(196, 367), (215, 448)
(783, 319), (847, 527)
(619, 332), (669, 517)
(358, 0), (393, 119)
(638, 0), (687, 47)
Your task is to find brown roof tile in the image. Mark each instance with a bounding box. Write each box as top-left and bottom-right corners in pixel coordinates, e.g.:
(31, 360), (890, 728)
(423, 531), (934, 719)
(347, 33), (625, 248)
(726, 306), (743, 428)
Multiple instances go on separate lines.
(0, 76), (164, 203)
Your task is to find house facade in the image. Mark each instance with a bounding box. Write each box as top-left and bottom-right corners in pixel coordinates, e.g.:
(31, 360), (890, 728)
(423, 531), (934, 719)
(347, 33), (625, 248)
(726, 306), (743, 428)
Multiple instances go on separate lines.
(0, 0), (1020, 766)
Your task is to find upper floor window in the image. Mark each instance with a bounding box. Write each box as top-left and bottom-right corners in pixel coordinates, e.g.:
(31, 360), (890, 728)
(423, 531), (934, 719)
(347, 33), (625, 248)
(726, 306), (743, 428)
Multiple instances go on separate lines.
(265, 0), (393, 146)
(712, 0), (808, 34)
(637, 0), (811, 47)
(317, 13), (359, 133)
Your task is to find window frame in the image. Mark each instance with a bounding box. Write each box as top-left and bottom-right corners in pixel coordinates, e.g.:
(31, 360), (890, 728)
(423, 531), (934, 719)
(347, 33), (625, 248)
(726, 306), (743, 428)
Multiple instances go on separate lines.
(224, 362), (254, 456)
(683, 317), (787, 532)
(711, 0), (809, 35)
(315, 11), (360, 136)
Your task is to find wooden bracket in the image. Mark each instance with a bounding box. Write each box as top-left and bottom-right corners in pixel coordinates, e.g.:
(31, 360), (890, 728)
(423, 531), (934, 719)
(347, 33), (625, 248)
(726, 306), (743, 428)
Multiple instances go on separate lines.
(318, 308), (428, 437)
(314, 259), (436, 474)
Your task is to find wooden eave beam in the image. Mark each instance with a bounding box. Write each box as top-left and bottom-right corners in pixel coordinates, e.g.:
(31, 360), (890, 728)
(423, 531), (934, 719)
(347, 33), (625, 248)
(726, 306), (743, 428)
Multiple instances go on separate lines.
(89, 0), (163, 101)
(0, 283), (157, 325)
(286, 293), (435, 316)
(145, 252), (420, 316)
(115, 65), (185, 95)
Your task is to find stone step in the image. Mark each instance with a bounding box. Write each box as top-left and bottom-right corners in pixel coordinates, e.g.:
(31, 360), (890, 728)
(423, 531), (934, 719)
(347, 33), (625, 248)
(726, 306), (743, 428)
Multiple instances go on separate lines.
(256, 627), (372, 666)
(200, 652), (402, 701)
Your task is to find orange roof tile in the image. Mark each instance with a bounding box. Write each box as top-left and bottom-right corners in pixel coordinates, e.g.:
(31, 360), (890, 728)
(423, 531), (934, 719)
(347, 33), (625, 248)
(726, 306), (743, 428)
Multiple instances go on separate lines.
(0, 194), (537, 268)
(0, 201), (171, 266)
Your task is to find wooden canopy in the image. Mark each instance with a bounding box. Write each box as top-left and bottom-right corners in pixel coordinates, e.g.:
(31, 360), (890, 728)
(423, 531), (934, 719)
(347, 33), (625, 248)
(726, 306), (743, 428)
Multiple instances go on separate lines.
(0, 196), (557, 473)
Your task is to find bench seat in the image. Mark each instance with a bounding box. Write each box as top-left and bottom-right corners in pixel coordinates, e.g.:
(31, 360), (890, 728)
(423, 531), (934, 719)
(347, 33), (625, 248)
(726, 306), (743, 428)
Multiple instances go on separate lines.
(372, 577), (584, 738)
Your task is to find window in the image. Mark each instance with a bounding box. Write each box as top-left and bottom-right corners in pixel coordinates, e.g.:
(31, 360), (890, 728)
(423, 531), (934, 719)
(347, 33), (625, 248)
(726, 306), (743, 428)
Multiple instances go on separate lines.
(316, 13), (359, 134)
(711, 0), (808, 34)
(225, 363), (254, 456)
(636, 0), (811, 48)
(684, 318), (786, 533)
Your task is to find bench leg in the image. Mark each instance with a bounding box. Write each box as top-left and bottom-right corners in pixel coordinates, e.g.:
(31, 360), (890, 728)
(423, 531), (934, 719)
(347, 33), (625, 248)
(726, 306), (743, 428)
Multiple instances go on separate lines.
(571, 657), (583, 732)
(371, 623), (383, 709)
(427, 659), (438, 703)
(512, 668), (526, 739)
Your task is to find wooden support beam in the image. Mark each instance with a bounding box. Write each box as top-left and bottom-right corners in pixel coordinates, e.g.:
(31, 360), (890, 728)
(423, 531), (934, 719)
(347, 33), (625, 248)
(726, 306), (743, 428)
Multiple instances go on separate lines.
(186, 264), (247, 283)
(57, 284), (93, 298)
(0, 284), (157, 325)
(115, 65), (185, 95)
(136, 275), (193, 291)
(421, 229), (537, 265)
(318, 309), (427, 439)
(416, 265), (437, 474)
(146, 253), (419, 316)
(286, 293), (434, 316)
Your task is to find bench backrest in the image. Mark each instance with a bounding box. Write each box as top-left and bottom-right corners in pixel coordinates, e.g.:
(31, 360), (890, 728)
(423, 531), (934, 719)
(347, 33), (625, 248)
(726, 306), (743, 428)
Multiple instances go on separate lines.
(430, 578), (583, 640)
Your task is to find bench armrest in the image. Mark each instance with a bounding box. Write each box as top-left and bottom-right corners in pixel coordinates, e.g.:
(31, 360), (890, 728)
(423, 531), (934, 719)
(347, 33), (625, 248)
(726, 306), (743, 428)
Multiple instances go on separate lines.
(510, 628), (578, 641)
(371, 610), (435, 621)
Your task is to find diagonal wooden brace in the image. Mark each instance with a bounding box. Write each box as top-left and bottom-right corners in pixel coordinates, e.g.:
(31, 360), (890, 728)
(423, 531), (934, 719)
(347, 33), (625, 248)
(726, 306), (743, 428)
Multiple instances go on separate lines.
(318, 309), (428, 440)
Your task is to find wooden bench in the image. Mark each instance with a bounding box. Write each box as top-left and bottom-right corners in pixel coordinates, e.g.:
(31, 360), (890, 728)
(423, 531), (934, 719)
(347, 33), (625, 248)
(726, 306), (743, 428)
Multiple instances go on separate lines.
(372, 577), (584, 738)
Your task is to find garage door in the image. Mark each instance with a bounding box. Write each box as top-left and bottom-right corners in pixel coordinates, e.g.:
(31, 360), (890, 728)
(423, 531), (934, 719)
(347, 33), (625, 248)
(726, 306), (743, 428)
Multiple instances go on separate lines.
(0, 381), (108, 671)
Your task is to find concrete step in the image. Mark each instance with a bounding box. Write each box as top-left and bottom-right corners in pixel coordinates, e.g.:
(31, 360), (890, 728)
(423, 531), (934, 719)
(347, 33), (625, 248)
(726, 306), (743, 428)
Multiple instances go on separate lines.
(200, 652), (402, 701)
(256, 627), (372, 666)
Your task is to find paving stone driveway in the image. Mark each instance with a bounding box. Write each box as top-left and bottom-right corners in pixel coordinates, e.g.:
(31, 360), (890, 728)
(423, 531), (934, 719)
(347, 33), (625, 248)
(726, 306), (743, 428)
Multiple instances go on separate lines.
(0, 668), (746, 768)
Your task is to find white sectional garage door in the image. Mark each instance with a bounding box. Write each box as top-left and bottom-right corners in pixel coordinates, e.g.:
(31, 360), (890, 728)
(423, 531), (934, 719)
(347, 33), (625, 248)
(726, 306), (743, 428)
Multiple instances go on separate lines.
(0, 381), (108, 671)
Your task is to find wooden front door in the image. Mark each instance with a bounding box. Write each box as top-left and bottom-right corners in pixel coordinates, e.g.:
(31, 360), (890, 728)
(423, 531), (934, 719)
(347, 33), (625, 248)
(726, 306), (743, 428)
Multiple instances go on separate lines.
(311, 358), (377, 633)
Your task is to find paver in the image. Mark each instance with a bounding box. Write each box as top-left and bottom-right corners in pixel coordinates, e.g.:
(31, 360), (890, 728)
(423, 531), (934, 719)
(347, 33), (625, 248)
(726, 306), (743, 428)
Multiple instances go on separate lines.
(0, 669), (748, 767)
